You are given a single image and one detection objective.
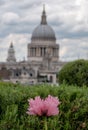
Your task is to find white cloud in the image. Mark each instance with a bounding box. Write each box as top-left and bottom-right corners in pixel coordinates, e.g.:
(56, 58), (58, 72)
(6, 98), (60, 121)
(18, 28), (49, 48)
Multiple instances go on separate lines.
(59, 38), (88, 61)
(2, 12), (20, 24)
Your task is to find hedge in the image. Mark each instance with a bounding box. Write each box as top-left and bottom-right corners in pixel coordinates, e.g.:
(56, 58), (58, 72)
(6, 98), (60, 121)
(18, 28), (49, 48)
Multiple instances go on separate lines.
(0, 82), (88, 130)
(58, 59), (88, 86)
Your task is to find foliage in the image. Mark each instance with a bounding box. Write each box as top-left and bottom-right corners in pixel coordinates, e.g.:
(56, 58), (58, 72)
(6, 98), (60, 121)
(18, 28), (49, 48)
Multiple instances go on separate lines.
(0, 82), (88, 130)
(58, 59), (88, 86)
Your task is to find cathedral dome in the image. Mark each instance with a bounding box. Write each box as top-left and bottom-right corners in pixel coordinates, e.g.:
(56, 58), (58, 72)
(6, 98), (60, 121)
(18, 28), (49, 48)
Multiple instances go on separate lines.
(31, 5), (56, 41)
(31, 24), (56, 40)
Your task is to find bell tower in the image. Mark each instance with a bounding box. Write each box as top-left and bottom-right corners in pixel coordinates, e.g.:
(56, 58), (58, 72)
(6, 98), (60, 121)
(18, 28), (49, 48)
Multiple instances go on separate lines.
(6, 42), (16, 63)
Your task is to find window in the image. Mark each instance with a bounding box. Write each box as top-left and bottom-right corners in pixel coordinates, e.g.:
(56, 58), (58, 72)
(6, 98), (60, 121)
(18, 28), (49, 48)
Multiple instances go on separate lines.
(29, 73), (33, 77)
(16, 73), (19, 76)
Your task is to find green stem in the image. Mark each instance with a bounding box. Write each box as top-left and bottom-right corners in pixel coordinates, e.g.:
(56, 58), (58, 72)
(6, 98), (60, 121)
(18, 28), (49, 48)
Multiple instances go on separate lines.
(44, 118), (48, 130)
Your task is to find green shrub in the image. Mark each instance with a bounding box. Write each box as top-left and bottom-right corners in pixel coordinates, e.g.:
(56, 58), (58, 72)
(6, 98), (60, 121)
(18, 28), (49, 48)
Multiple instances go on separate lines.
(0, 82), (88, 130)
(58, 59), (88, 86)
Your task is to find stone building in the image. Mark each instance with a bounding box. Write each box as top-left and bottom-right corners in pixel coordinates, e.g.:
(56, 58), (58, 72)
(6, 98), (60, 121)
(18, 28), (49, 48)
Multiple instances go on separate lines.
(0, 6), (66, 84)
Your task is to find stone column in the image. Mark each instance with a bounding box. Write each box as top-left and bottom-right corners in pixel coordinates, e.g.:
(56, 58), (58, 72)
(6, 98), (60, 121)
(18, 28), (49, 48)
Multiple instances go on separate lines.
(53, 48), (54, 56)
(57, 48), (58, 56)
(44, 48), (46, 56)
(33, 48), (35, 56)
(51, 48), (53, 56)
(52, 74), (56, 84)
(32, 48), (34, 56)
(36, 47), (38, 56)
(38, 47), (40, 56)
(38, 47), (39, 56)
(54, 48), (56, 56)
(56, 48), (57, 56)
(55, 48), (57, 56)
(30, 48), (32, 56)
(34, 48), (35, 56)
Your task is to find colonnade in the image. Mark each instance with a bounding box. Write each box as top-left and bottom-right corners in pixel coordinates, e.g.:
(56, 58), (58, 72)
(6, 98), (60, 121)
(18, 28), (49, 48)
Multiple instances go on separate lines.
(29, 47), (58, 57)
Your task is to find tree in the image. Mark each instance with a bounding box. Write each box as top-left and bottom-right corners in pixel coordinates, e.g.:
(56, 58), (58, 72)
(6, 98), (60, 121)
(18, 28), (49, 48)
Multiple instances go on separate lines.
(58, 60), (88, 86)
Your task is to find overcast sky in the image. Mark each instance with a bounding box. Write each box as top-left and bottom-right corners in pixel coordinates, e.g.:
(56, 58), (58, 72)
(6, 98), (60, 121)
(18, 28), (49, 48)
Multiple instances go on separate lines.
(0, 0), (88, 62)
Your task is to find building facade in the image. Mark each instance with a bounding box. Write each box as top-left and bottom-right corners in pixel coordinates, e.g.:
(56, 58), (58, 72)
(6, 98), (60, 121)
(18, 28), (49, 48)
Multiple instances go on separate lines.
(0, 6), (66, 84)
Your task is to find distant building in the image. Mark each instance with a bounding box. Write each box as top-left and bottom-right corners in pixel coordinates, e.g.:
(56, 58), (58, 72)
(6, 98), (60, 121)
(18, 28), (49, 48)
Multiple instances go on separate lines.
(0, 6), (66, 84)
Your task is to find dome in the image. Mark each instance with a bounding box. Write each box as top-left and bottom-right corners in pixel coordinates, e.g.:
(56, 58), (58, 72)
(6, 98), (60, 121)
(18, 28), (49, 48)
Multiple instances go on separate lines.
(31, 24), (56, 40)
(31, 5), (56, 41)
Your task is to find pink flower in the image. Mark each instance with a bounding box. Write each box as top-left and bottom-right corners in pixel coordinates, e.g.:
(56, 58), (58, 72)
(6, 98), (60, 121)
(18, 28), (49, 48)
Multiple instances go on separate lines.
(27, 95), (60, 116)
(44, 95), (60, 116)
